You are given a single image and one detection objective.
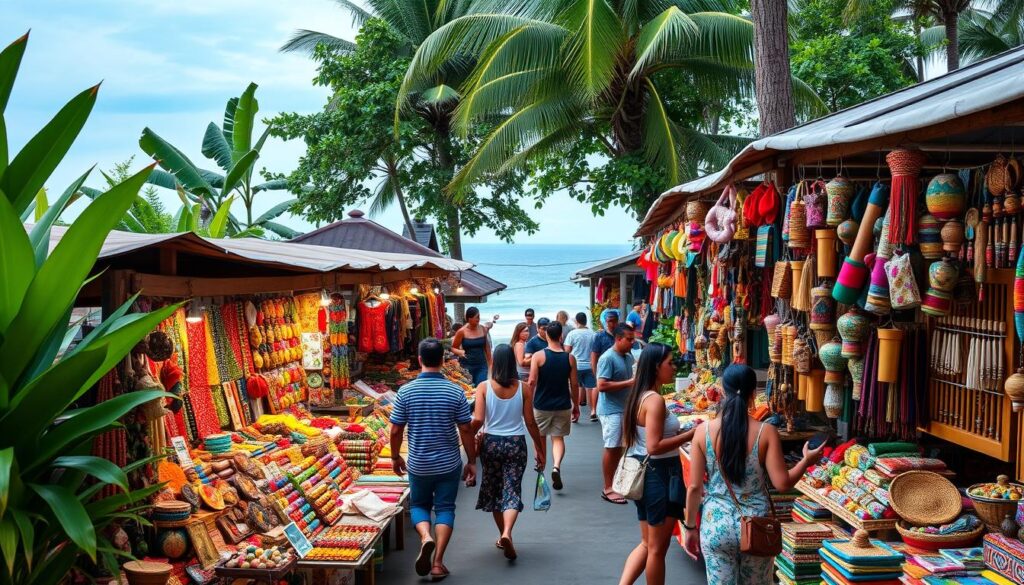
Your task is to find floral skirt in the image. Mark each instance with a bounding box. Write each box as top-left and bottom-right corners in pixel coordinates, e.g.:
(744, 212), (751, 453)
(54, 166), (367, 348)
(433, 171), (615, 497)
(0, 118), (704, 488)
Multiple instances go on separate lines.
(475, 434), (527, 513)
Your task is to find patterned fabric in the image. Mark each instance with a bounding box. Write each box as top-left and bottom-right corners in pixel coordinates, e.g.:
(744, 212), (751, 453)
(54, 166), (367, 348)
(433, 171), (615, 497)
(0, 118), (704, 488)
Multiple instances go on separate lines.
(884, 253), (921, 309)
(357, 301), (390, 353)
(475, 435), (527, 513)
(700, 424), (774, 585)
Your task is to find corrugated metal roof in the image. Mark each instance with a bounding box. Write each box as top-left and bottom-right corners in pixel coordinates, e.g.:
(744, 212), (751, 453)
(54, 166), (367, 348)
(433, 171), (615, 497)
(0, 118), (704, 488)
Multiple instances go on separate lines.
(636, 45), (1024, 236)
(401, 220), (439, 251)
(572, 251), (643, 279)
(45, 224), (474, 274)
(291, 210), (506, 300)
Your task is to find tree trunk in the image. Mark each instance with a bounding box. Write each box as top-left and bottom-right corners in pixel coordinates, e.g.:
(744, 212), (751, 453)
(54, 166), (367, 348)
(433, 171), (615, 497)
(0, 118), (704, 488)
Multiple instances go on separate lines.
(750, 0), (796, 136)
(386, 160), (418, 242)
(433, 126), (465, 323)
(914, 21), (925, 82)
(944, 11), (960, 71)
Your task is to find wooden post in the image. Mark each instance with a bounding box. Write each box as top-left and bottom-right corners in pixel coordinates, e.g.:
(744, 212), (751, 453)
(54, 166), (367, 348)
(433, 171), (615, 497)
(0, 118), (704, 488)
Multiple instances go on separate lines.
(589, 279), (596, 315)
(619, 271), (628, 317)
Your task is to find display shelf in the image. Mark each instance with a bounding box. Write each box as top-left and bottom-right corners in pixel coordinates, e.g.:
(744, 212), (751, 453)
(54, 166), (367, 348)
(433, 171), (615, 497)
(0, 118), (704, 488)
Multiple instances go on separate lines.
(794, 481), (897, 532)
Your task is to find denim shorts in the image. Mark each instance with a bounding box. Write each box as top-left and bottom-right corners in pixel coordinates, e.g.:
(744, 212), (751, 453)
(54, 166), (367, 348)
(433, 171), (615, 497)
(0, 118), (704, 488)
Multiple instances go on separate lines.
(633, 455), (685, 526)
(409, 465), (462, 527)
(577, 368), (596, 388)
(598, 414), (623, 448)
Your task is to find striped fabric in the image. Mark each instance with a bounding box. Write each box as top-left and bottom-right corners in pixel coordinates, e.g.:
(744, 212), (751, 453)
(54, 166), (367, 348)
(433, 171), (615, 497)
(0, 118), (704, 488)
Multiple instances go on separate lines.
(389, 372), (472, 475)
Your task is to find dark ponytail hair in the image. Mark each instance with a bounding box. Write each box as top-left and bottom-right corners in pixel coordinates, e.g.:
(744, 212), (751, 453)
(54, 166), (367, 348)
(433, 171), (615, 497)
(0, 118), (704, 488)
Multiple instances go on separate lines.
(717, 364), (758, 484)
(622, 343), (672, 450)
(491, 344), (518, 388)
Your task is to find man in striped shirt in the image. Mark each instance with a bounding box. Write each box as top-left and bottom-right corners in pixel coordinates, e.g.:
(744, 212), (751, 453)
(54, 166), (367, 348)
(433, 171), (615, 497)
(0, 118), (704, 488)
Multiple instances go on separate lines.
(390, 338), (477, 580)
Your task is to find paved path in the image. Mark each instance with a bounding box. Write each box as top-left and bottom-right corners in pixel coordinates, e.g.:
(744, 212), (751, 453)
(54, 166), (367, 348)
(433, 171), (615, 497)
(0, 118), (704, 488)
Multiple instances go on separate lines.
(378, 415), (709, 584)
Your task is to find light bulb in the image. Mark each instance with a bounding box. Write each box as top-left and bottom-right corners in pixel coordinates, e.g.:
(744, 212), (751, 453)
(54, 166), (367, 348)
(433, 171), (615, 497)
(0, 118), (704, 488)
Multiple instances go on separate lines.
(380, 288), (391, 300)
(320, 289), (331, 306)
(433, 287), (440, 294)
(186, 303), (204, 323)
(456, 282), (464, 293)
(410, 286), (419, 294)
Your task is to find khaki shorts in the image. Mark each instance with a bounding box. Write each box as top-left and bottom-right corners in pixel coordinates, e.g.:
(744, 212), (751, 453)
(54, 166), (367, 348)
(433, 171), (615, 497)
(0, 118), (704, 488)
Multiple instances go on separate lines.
(534, 408), (572, 437)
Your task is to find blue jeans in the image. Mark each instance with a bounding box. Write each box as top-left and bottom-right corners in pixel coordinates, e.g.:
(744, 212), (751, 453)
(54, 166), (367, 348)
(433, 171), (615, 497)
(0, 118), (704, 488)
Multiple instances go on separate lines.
(409, 465), (462, 527)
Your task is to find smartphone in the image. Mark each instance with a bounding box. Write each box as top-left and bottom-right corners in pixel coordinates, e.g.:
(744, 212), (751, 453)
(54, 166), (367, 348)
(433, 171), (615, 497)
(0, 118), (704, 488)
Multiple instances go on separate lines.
(807, 431), (833, 450)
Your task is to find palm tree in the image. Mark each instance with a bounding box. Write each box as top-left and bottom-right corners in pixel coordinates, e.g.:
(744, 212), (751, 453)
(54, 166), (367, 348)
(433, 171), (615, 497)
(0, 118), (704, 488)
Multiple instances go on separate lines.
(922, 3), (1024, 65)
(845, 0), (972, 71)
(400, 0), (822, 212)
(751, 0), (796, 135)
(282, 0), (484, 259)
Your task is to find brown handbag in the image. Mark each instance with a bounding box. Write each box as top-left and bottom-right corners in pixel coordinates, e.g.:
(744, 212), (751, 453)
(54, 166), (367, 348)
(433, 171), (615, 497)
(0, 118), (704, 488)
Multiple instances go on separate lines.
(712, 429), (783, 557)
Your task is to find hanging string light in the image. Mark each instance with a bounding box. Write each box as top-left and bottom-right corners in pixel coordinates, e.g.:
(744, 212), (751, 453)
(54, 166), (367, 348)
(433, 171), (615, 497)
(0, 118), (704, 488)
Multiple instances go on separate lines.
(320, 289), (331, 307)
(186, 300), (205, 323)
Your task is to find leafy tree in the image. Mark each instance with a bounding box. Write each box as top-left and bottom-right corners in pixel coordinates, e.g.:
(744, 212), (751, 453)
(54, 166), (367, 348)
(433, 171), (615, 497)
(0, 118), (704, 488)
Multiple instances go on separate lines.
(138, 83), (298, 239)
(792, 0), (921, 111)
(401, 0), (824, 219)
(271, 19), (539, 252)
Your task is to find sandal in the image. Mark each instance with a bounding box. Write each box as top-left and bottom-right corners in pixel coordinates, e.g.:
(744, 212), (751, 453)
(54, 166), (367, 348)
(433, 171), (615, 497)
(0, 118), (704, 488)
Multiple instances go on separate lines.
(495, 539), (503, 549)
(601, 490), (627, 505)
(499, 536), (516, 560)
(430, 564), (450, 581)
(551, 467), (563, 491)
(589, 414), (598, 422)
(415, 539), (436, 576)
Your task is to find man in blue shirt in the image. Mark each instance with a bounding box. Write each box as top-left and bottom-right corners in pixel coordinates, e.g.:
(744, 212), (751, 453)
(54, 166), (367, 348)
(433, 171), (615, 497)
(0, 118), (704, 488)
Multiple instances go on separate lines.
(390, 338), (477, 579)
(626, 300), (647, 340)
(523, 316), (551, 364)
(596, 323), (636, 505)
(589, 310), (619, 372)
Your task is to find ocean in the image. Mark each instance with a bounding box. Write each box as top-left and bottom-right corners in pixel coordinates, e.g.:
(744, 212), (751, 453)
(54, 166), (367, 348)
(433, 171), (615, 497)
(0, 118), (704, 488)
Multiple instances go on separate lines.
(455, 242), (634, 342)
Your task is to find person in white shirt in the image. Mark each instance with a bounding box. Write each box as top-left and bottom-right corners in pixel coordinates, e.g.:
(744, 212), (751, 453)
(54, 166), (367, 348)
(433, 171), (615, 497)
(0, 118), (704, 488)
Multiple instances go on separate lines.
(564, 312), (597, 421)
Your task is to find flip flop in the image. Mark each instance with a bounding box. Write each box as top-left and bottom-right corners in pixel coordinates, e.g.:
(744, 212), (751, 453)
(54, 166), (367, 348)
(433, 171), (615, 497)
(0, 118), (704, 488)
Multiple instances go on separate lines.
(430, 564), (450, 581)
(589, 414), (598, 422)
(499, 536), (517, 560)
(495, 539), (503, 549)
(415, 539), (436, 576)
(601, 490), (627, 505)
(551, 467), (563, 491)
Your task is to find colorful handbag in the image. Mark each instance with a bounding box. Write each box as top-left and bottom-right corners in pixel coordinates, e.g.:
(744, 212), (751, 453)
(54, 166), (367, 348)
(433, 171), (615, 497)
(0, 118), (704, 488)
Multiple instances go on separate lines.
(705, 184), (738, 243)
(804, 179), (828, 229)
(885, 251), (921, 310)
(755, 225), (775, 267)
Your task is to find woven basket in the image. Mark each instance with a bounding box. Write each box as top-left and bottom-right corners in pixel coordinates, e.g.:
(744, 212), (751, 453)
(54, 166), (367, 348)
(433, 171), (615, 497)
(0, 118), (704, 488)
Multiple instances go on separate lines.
(968, 479), (1024, 531)
(772, 261), (792, 299)
(788, 199), (810, 249)
(686, 200), (708, 223)
(988, 154), (1011, 196)
(887, 148), (927, 177)
(123, 561), (172, 585)
(896, 520), (984, 551)
(889, 471), (962, 527)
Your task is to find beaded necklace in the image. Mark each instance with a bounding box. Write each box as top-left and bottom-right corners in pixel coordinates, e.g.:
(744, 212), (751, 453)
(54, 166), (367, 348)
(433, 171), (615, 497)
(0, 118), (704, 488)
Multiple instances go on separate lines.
(210, 305), (243, 381)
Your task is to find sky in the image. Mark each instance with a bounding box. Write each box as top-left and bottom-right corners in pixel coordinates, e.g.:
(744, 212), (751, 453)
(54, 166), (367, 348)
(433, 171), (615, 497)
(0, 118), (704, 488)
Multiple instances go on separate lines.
(2, 0), (638, 246)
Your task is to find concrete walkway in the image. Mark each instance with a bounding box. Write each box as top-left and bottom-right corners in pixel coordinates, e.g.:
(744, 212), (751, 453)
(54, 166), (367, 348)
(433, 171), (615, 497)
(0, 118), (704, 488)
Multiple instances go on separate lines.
(377, 415), (708, 584)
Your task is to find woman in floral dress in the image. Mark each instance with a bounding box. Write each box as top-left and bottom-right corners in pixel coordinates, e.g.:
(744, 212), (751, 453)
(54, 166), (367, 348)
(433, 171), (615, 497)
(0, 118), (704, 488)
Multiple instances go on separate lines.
(682, 365), (824, 584)
(471, 344), (545, 560)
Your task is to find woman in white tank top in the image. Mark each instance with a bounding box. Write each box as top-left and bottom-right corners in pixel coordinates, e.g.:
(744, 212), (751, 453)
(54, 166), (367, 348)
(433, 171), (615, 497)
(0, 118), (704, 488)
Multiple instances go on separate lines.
(470, 344), (545, 560)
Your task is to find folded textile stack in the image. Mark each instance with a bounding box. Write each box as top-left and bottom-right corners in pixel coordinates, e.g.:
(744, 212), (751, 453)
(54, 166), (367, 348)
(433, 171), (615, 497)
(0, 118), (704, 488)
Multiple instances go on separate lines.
(776, 522), (833, 585)
(899, 547), (994, 584)
(336, 439), (381, 473)
(792, 496), (831, 523)
(771, 489), (801, 522)
(820, 529), (905, 585)
(204, 433), (233, 454)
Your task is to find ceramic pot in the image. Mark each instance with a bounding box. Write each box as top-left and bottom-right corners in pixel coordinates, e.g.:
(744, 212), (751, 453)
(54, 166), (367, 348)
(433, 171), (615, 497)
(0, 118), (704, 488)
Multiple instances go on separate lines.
(940, 220), (965, 253)
(816, 229), (838, 277)
(819, 339), (848, 384)
(929, 259), (959, 292)
(925, 172), (967, 220)
(1001, 514), (1019, 538)
(876, 327), (903, 383)
(826, 176), (854, 227)
(1006, 368), (1024, 412)
(823, 383), (844, 419)
(837, 308), (870, 358)
(810, 284), (835, 330)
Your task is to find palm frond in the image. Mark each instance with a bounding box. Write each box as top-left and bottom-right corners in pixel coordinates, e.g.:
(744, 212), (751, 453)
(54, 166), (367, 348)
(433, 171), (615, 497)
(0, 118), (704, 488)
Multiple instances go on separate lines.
(420, 84), (461, 105)
(260, 221), (299, 239)
(631, 7), (699, 79)
(368, 174), (397, 217)
(685, 12), (753, 67)
(330, 0), (375, 27)
(791, 74), (827, 120)
(641, 78), (681, 186)
(557, 0), (627, 100)
(279, 30), (356, 55)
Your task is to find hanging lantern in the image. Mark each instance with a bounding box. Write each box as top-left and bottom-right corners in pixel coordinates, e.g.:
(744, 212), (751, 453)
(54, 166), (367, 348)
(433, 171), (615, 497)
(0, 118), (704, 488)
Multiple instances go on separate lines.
(819, 338), (848, 385)
(922, 259), (959, 317)
(925, 172), (967, 220)
(823, 383), (845, 419)
(826, 175), (854, 227)
(810, 284), (836, 332)
(940, 220), (965, 253)
(837, 308), (869, 358)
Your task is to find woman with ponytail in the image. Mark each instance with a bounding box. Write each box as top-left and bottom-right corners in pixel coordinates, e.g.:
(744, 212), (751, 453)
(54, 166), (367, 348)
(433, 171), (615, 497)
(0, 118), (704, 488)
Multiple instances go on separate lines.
(617, 343), (698, 585)
(682, 364), (824, 584)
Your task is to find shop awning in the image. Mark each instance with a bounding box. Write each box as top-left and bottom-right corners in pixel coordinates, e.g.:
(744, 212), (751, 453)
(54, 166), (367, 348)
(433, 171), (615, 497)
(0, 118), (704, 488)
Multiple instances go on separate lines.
(572, 251), (643, 281)
(45, 225), (475, 274)
(636, 45), (1024, 236)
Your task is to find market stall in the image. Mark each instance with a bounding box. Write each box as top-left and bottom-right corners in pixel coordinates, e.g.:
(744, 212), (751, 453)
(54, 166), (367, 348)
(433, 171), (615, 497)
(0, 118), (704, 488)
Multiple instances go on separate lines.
(57, 226), (477, 585)
(633, 46), (1024, 578)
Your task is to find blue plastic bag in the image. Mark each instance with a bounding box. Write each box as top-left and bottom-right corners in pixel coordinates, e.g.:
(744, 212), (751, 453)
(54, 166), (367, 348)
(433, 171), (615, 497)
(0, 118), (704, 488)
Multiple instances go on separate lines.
(533, 472), (551, 511)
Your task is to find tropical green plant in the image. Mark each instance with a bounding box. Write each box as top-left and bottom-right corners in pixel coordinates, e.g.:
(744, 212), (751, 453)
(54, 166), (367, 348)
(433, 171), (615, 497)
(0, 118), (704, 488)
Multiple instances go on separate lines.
(920, 4), (1024, 66)
(139, 83), (298, 239)
(78, 157), (174, 234)
(271, 18), (539, 252)
(0, 33), (180, 584)
(399, 0), (824, 216)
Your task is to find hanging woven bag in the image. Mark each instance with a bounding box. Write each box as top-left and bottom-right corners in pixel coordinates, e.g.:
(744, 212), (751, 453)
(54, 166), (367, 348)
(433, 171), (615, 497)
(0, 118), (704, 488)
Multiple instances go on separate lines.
(885, 251), (921, 310)
(755, 225), (775, 268)
(771, 260), (792, 299)
(705, 184), (738, 243)
(804, 180), (827, 229)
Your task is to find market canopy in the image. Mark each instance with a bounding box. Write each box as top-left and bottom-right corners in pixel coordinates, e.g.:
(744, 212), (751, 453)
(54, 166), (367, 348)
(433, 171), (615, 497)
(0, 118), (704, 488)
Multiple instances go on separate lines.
(636, 45), (1024, 236)
(290, 210), (505, 303)
(571, 251), (643, 281)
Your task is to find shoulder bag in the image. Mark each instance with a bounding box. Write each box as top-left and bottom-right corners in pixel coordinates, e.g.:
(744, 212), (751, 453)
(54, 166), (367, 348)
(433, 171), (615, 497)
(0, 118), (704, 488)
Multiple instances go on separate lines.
(612, 391), (657, 500)
(712, 431), (782, 557)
